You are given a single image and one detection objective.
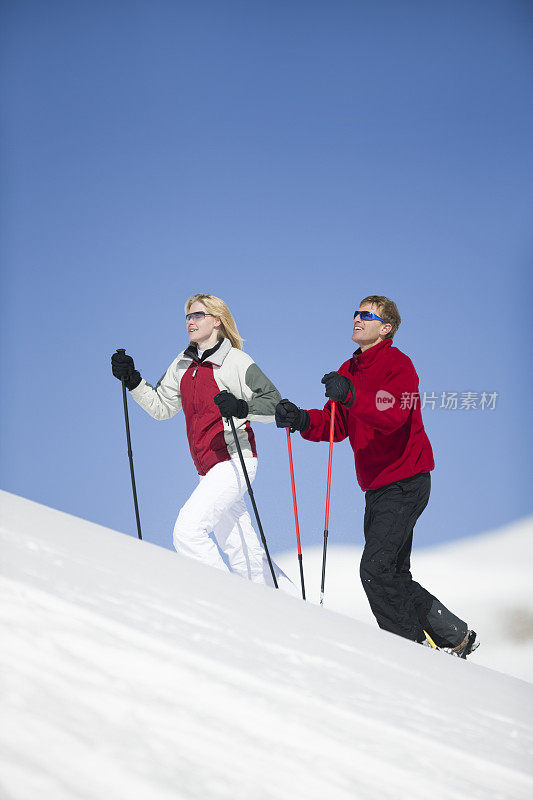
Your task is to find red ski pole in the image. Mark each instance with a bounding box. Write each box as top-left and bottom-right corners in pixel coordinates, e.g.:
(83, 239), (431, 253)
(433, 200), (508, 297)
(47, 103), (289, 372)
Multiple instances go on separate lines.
(320, 401), (336, 606)
(286, 429), (306, 600)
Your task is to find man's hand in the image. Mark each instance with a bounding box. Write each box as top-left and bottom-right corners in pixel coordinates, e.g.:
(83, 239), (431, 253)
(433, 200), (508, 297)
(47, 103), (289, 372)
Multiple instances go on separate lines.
(321, 372), (353, 404)
(214, 391), (249, 419)
(111, 351), (142, 391)
(275, 399), (310, 432)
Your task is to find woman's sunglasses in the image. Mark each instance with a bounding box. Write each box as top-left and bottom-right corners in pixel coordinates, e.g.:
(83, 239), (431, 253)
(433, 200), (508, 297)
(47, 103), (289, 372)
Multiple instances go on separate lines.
(186, 312), (215, 322)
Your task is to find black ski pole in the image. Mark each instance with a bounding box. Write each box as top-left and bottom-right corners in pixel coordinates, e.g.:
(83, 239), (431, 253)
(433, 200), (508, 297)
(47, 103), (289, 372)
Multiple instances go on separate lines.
(320, 401), (336, 606)
(227, 415), (278, 588)
(116, 348), (142, 540)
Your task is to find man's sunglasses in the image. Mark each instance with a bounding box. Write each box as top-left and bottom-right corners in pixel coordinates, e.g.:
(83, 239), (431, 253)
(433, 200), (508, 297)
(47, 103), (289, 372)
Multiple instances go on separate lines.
(186, 312), (215, 322)
(353, 310), (388, 323)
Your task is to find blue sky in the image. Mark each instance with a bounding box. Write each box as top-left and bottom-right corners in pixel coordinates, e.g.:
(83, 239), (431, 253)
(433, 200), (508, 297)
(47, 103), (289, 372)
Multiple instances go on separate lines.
(1, 0), (532, 559)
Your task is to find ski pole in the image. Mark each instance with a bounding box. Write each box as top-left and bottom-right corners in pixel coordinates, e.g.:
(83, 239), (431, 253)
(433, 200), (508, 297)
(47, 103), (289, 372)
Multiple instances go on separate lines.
(116, 349), (143, 540)
(227, 415), (278, 588)
(286, 429), (306, 600)
(320, 401), (336, 606)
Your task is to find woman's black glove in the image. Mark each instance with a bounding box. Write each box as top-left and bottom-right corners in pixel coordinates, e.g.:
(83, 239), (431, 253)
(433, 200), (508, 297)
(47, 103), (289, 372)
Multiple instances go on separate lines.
(321, 372), (354, 405)
(214, 391), (249, 419)
(111, 351), (142, 391)
(275, 399), (310, 432)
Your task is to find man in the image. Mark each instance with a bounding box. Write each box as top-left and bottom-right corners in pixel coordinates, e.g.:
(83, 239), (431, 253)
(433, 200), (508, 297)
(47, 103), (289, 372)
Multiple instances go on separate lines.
(275, 295), (478, 658)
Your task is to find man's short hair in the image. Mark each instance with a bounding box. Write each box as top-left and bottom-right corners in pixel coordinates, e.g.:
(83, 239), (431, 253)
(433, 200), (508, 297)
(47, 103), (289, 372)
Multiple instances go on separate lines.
(360, 295), (401, 339)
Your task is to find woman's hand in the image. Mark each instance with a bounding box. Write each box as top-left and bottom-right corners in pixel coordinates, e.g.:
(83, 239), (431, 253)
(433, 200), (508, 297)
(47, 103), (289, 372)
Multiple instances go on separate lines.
(111, 351), (142, 391)
(214, 391), (249, 419)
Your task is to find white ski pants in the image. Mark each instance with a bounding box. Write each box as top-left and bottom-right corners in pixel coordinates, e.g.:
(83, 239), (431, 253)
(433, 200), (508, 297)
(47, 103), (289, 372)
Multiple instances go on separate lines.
(173, 457), (294, 591)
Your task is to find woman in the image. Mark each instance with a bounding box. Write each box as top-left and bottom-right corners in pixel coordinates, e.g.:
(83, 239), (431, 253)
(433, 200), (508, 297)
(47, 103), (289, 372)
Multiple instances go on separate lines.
(111, 293), (293, 591)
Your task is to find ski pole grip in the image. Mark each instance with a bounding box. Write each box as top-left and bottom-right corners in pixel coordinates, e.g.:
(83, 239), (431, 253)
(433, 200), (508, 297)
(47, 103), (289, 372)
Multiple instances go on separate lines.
(116, 349), (127, 384)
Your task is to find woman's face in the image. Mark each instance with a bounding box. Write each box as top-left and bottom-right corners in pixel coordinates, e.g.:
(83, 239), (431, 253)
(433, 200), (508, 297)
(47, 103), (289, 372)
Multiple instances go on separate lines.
(186, 300), (221, 347)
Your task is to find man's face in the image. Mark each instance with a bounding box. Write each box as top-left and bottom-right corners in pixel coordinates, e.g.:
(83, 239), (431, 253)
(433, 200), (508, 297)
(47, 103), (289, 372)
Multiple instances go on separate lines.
(352, 303), (391, 350)
(186, 300), (220, 345)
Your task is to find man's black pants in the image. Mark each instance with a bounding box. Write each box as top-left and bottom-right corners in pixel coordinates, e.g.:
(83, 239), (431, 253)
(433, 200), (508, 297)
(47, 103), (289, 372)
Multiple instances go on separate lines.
(361, 472), (467, 647)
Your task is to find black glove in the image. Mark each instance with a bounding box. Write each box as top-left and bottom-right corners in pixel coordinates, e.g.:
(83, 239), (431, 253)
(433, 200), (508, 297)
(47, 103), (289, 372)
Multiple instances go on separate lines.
(214, 391), (249, 419)
(275, 399), (310, 432)
(111, 351), (142, 391)
(321, 372), (354, 405)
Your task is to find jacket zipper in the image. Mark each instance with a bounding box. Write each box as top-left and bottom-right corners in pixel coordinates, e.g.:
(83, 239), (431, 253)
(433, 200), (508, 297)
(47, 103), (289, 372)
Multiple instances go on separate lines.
(190, 362), (200, 470)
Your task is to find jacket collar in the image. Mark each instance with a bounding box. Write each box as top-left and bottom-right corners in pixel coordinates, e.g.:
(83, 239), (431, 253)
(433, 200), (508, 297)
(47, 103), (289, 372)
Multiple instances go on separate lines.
(353, 337), (392, 369)
(183, 338), (232, 366)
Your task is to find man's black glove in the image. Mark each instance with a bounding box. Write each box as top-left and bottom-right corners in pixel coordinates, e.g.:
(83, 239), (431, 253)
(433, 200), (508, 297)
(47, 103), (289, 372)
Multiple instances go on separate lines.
(321, 372), (354, 405)
(111, 351), (142, 391)
(275, 399), (310, 432)
(214, 391), (249, 419)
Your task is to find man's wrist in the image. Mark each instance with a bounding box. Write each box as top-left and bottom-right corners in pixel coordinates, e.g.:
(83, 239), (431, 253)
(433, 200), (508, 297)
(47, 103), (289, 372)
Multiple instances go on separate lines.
(342, 379), (355, 407)
(297, 409), (310, 431)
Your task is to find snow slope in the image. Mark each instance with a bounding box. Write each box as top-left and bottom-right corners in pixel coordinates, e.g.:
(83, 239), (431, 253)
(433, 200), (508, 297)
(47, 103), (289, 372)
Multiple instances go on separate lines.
(1, 490), (532, 800)
(275, 517), (533, 683)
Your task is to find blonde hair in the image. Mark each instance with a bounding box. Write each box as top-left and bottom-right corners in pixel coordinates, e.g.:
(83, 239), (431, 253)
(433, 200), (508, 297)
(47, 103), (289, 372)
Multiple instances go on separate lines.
(185, 293), (244, 350)
(360, 295), (402, 339)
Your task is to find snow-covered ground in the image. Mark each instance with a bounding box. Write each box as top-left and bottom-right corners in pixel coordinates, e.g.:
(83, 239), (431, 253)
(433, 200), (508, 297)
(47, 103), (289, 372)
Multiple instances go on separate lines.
(276, 516), (533, 684)
(1, 490), (532, 800)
